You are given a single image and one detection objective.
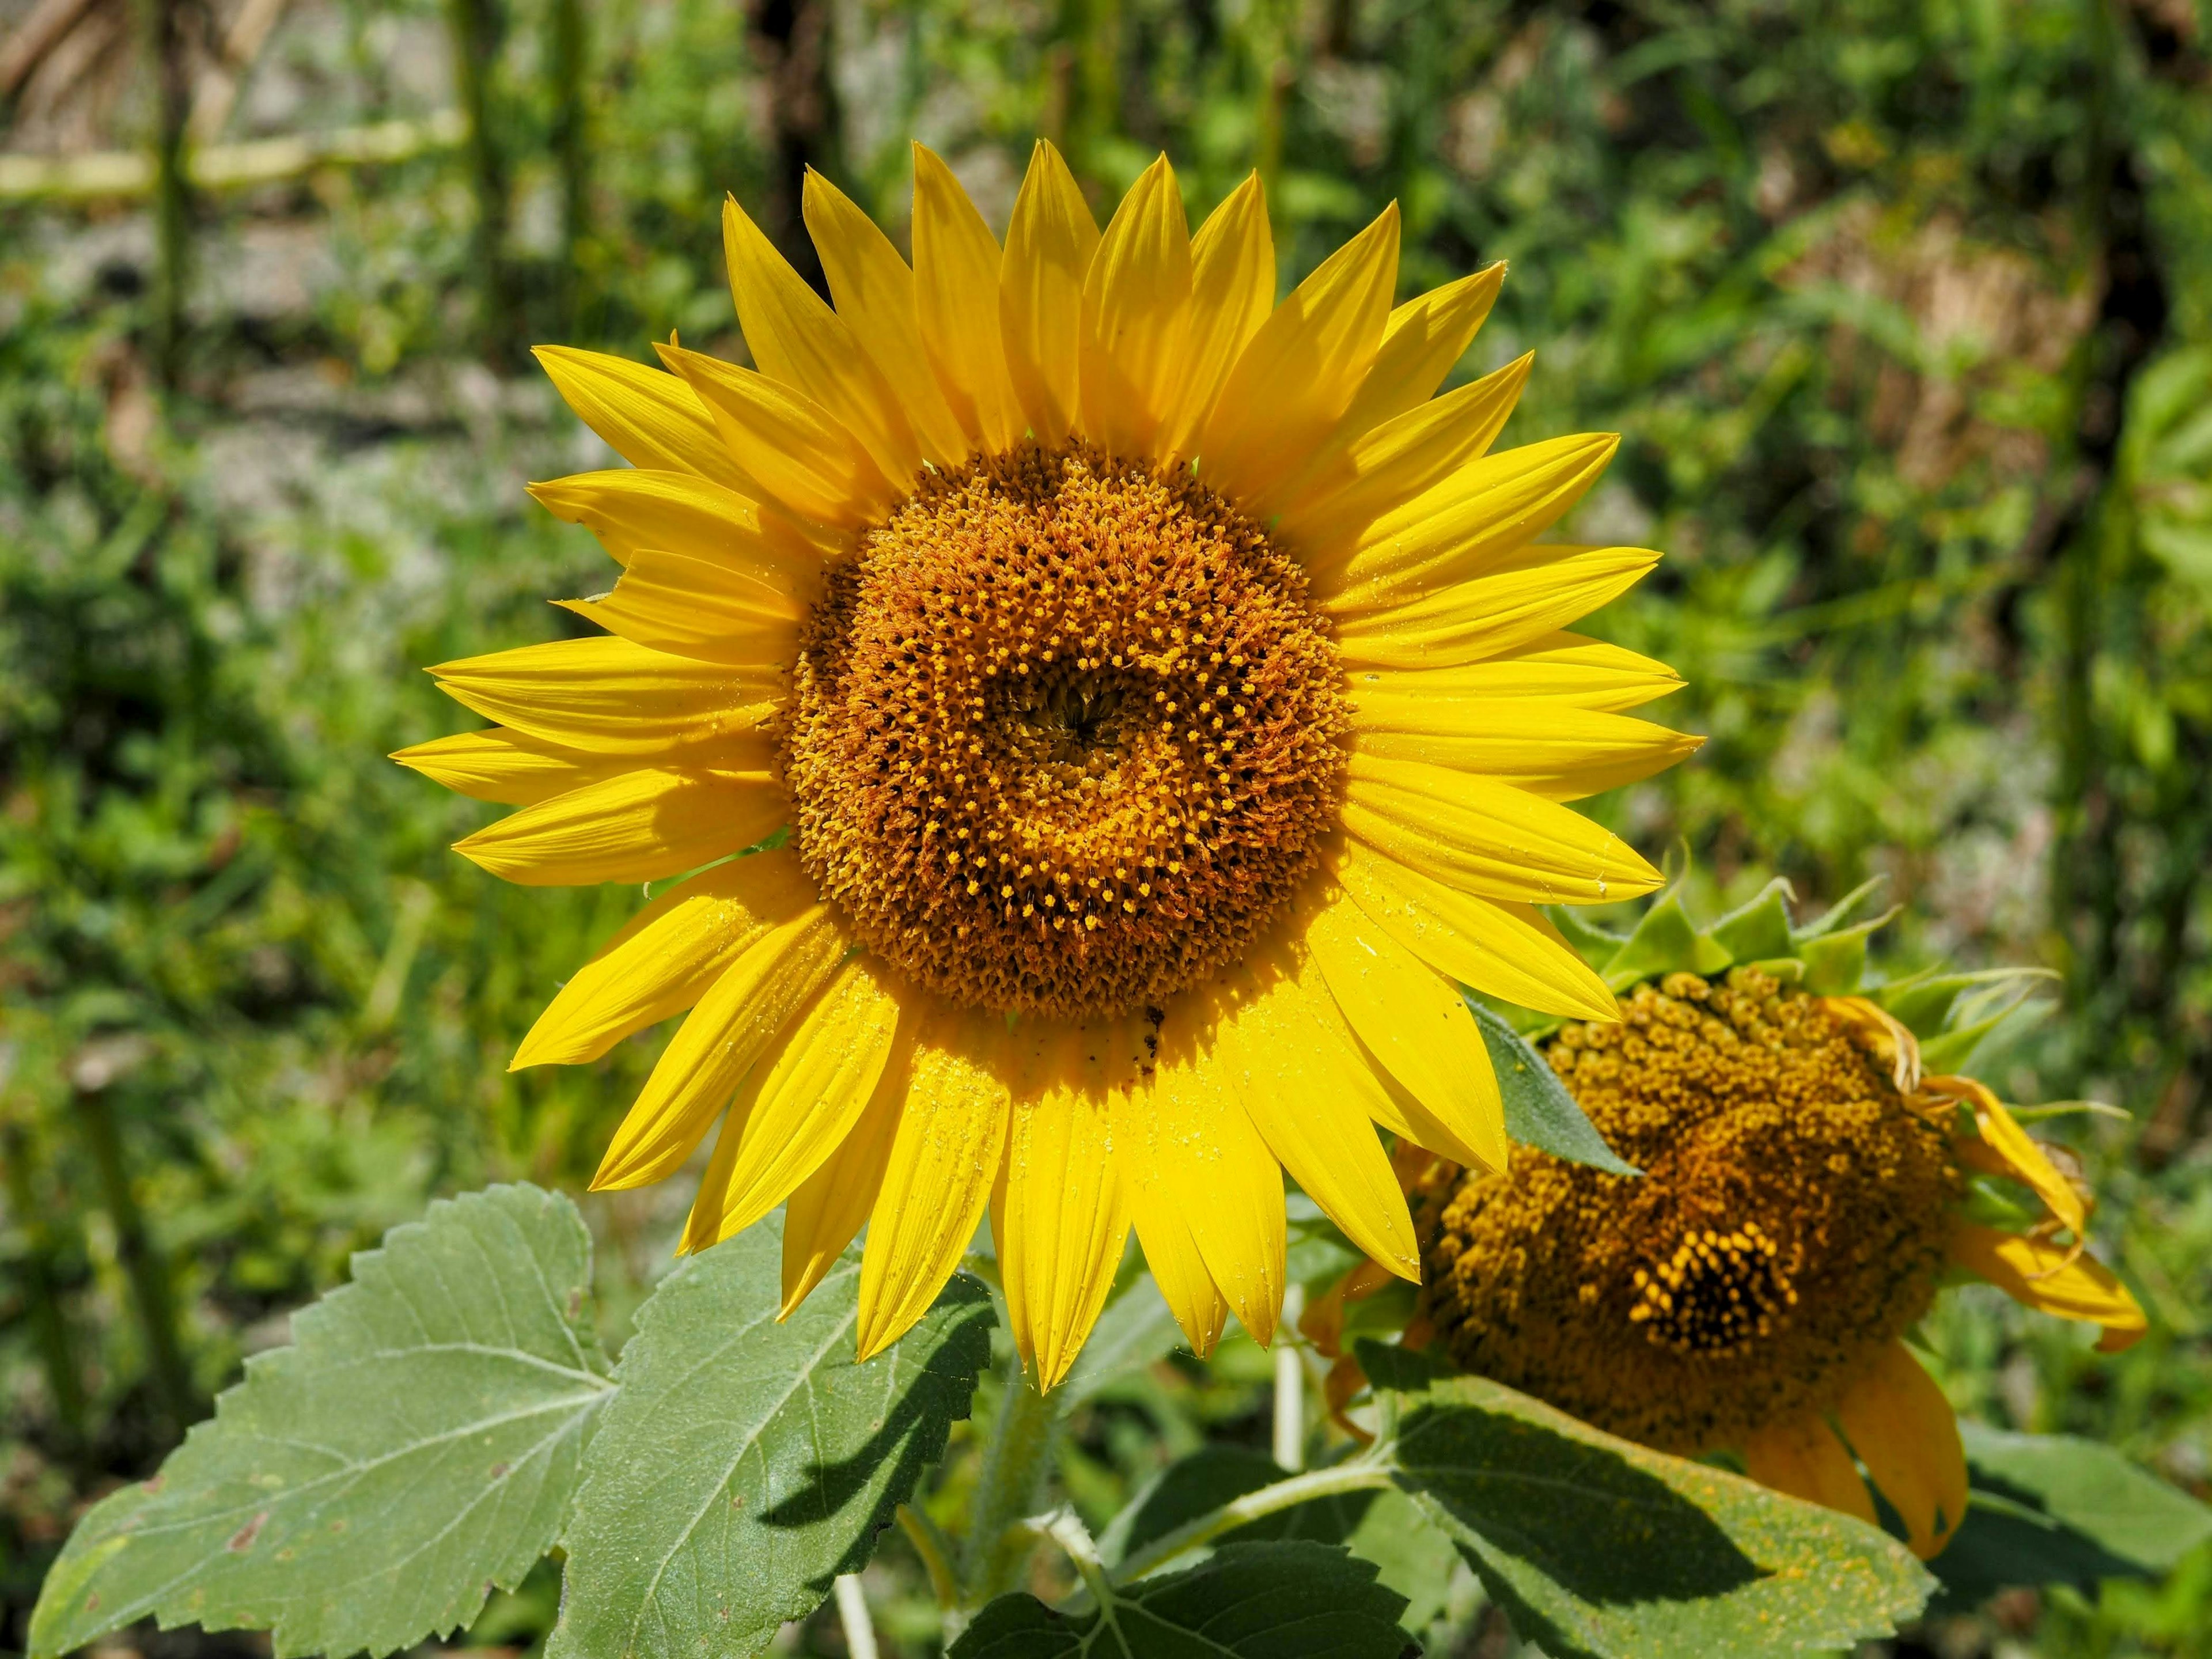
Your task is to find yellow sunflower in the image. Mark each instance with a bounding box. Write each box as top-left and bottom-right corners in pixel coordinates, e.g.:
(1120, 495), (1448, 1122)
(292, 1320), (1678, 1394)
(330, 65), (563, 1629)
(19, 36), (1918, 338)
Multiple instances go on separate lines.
(1411, 968), (2146, 1558)
(394, 142), (1699, 1387)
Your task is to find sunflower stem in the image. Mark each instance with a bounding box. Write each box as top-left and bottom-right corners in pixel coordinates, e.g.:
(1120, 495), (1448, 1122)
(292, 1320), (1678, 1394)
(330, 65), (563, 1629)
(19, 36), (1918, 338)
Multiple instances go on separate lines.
(958, 1354), (1066, 1609)
(1112, 1457), (1400, 1585)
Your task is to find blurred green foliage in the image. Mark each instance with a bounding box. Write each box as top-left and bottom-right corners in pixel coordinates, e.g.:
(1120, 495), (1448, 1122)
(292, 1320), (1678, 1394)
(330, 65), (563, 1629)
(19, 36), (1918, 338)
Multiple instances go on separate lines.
(4, 0), (2212, 1653)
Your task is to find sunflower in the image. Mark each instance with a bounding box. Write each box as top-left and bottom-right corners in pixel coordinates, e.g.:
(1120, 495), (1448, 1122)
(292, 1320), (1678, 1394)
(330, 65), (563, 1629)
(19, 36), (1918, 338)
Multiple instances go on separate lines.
(394, 142), (1699, 1387)
(1404, 889), (2146, 1559)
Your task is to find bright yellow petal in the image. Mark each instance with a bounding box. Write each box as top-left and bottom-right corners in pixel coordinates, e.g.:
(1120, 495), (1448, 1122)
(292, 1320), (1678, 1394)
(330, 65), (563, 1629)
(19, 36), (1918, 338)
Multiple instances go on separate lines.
(1298, 887), (1509, 1173)
(1198, 203), (1400, 502)
(857, 1008), (1013, 1358)
(1146, 982), (1287, 1344)
(999, 139), (1100, 446)
(532, 346), (749, 493)
(912, 142), (1022, 453)
(1349, 693), (1703, 801)
(1834, 1341), (1969, 1560)
(1349, 631), (1683, 714)
(591, 904), (844, 1190)
(1933, 1076), (2089, 1241)
(1224, 947), (1419, 1281)
(528, 467), (840, 579)
(1332, 839), (1619, 1022)
(802, 169), (971, 469)
(512, 847), (819, 1067)
(1313, 433), (1620, 608)
(391, 727), (630, 807)
(1949, 1223), (2147, 1353)
(1334, 544), (1662, 671)
(1000, 1021), (1141, 1388)
(1274, 353), (1532, 550)
(681, 956), (907, 1251)
(1741, 1415), (1876, 1527)
(561, 550), (803, 668)
(722, 195), (924, 487)
(1342, 751), (1663, 906)
(1345, 264), (1507, 433)
(452, 767), (784, 887)
(430, 636), (779, 757)
(1078, 154), (1193, 459)
(781, 1029), (914, 1317)
(1158, 172), (1274, 460)
(1123, 1179), (1230, 1358)
(657, 340), (895, 529)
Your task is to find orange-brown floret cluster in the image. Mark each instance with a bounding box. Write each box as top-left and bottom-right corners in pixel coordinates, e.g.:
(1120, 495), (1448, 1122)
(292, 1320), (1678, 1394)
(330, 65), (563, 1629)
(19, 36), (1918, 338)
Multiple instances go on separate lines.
(782, 441), (1350, 1021)
(1423, 969), (1961, 1453)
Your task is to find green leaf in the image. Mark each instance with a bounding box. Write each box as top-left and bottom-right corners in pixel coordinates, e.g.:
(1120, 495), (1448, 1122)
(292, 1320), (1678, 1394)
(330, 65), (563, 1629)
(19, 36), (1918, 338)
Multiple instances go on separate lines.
(1465, 997), (1640, 1176)
(1358, 1344), (1934, 1658)
(31, 1184), (611, 1659)
(548, 1214), (993, 1659)
(1789, 876), (1889, 941)
(1704, 878), (1795, 965)
(949, 1540), (1412, 1658)
(1544, 904), (1627, 965)
(1599, 888), (1732, 987)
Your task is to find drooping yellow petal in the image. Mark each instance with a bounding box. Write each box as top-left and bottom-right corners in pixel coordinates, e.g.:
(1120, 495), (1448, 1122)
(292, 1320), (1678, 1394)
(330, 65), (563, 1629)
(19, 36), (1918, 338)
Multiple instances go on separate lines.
(1345, 264), (1508, 434)
(999, 140), (1100, 446)
(1313, 433), (1620, 608)
(1332, 839), (1619, 1022)
(802, 169), (971, 469)
(592, 905), (844, 1190)
(1298, 887), (1508, 1173)
(1949, 1224), (2147, 1353)
(452, 768), (784, 887)
(857, 1009), (1013, 1358)
(1833, 1341), (1969, 1560)
(1741, 1415), (1876, 1527)
(1122, 1173), (1230, 1358)
(532, 346), (751, 493)
(1198, 202), (1399, 502)
(1348, 631), (1683, 714)
(657, 341), (896, 529)
(1078, 154), (1194, 460)
(681, 956), (907, 1251)
(512, 848), (819, 1067)
(1931, 1075), (2089, 1243)
(1334, 544), (1662, 671)
(561, 549), (804, 668)
(911, 142), (1022, 453)
(430, 636), (779, 757)
(722, 195), (925, 487)
(1158, 172), (1274, 460)
(391, 727), (632, 807)
(528, 467), (839, 581)
(781, 1031), (914, 1317)
(1349, 693), (1704, 801)
(1223, 948), (1420, 1281)
(1342, 752), (1663, 906)
(999, 1021), (1141, 1387)
(1274, 353), (1532, 550)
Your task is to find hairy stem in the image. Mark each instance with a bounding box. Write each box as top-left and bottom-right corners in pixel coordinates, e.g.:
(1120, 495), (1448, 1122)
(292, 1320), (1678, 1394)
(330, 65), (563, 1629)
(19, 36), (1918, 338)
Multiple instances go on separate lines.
(1112, 1457), (1400, 1585)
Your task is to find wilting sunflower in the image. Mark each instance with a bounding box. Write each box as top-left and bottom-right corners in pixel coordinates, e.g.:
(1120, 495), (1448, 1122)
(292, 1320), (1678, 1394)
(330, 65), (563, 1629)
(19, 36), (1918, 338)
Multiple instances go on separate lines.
(1406, 886), (2146, 1558)
(395, 141), (1699, 1385)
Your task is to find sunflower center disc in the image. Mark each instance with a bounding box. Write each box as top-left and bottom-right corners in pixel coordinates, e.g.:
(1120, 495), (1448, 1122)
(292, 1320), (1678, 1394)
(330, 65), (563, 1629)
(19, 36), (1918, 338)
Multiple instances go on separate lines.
(783, 441), (1350, 1021)
(1422, 969), (1962, 1453)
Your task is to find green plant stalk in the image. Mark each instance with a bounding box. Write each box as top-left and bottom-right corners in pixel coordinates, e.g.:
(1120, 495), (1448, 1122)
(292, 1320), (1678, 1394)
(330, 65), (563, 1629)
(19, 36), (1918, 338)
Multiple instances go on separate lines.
(77, 1084), (195, 1432)
(135, 0), (193, 385)
(1111, 1457), (1397, 1585)
(958, 1358), (1067, 1608)
(444, 0), (518, 366)
(548, 0), (590, 334)
(1, 1112), (87, 1444)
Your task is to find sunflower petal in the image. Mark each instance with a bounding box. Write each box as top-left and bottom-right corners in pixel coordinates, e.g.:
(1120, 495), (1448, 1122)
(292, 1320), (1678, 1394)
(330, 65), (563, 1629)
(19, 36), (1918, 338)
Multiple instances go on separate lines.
(512, 848), (819, 1067)
(533, 346), (750, 493)
(391, 727), (630, 807)
(781, 1032), (913, 1316)
(1332, 839), (1620, 1022)
(562, 548), (804, 668)
(1949, 1223), (2147, 1352)
(430, 636), (779, 756)
(1348, 265), (1508, 433)
(453, 767), (784, 887)
(912, 143), (1023, 453)
(1741, 1415), (1876, 1527)
(1198, 202), (1399, 501)
(1348, 631), (1683, 714)
(858, 1009), (1013, 1358)
(1349, 693), (1703, 800)
(1343, 752), (1662, 906)
(1000, 139), (1100, 446)
(528, 467), (841, 578)
(1933, 1076), (2089, 1241)
(1334, 545), (1661, 670)
(802, 169), (971, 468)
(1834, 1341), (1968, 1559)
(657, 341), (896, 529)
(1078, 154), (1194, 460)
(722, 195), (924, 487)
(1158, 172), (1274, 460)
(591, 904), (844, 1190)
(1121, 1157), (1230, 1357)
